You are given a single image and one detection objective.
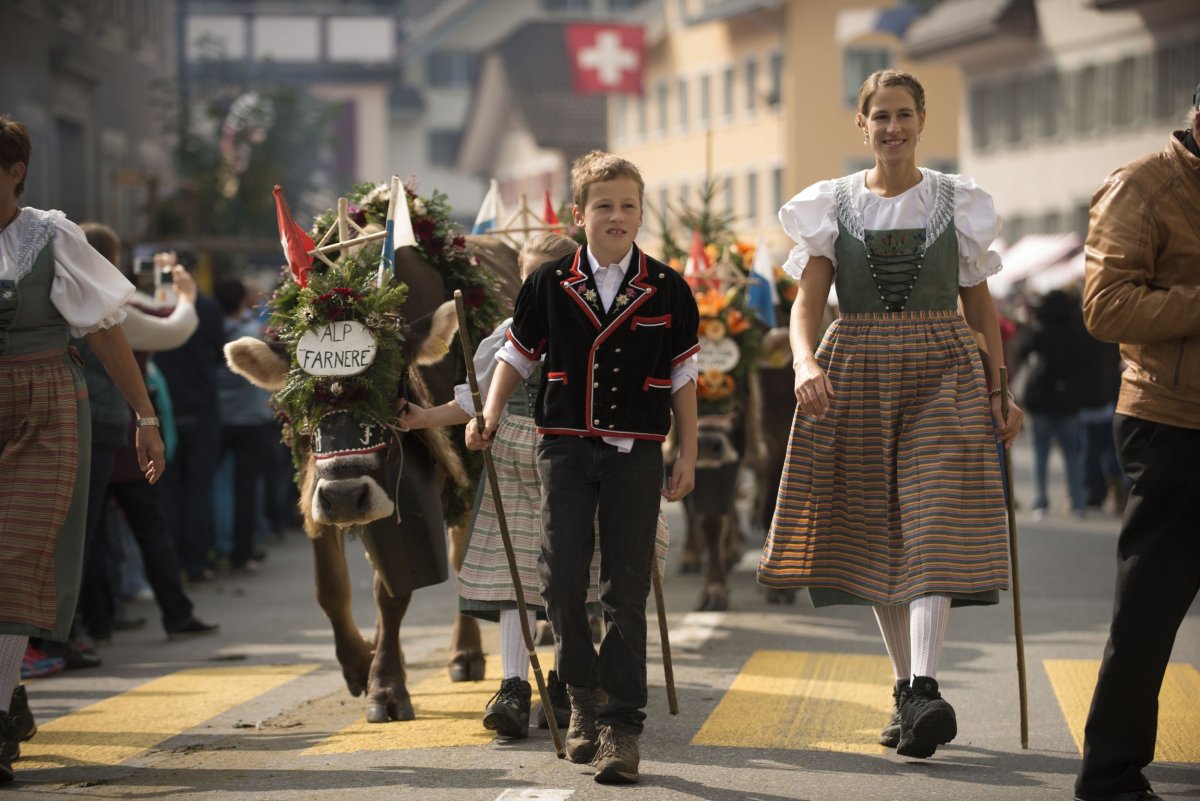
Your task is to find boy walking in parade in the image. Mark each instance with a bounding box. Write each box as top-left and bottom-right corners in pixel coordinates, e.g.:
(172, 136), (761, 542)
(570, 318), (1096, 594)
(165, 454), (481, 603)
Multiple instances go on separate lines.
(469, 150), (699, 784)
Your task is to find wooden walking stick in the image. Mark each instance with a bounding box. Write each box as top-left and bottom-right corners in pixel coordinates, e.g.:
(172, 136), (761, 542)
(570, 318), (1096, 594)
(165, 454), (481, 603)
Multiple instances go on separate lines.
(999, 366), (1030, 749)
(453, 290), (564, 758)
(651, 564), (679, 714)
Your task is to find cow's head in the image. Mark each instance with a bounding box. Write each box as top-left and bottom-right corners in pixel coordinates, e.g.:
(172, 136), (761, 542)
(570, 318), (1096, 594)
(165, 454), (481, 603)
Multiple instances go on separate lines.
(225, 297), (458, 530)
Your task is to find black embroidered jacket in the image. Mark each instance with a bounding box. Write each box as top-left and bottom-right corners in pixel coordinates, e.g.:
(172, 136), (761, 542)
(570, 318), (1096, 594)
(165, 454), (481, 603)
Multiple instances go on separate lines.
(506, 244), (700, 442)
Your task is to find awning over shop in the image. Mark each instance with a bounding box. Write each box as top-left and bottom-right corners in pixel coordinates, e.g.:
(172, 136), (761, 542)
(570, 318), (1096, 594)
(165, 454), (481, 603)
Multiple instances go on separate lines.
(988, 232), (1082, 297)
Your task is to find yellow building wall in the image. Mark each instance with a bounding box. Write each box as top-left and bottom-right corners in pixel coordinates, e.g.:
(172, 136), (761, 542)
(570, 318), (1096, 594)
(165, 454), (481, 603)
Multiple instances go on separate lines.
(612, 0), (961, 260)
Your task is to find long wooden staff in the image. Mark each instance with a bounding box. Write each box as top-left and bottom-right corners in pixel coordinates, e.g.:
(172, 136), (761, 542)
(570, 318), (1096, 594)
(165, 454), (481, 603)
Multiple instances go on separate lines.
(651, 564), (679, 714)
(453, 291), (564, 758)
(999, 366), (1029, 749)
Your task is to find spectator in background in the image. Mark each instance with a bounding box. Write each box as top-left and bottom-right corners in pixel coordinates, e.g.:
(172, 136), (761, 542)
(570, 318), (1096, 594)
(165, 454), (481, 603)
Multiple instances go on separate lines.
(154, 253), (225, 582)
(1013, 289), (1089, 520)
(1077, 333), (1126, 515)
(74, 227), (218, 643)
(214, 277), (275, 574)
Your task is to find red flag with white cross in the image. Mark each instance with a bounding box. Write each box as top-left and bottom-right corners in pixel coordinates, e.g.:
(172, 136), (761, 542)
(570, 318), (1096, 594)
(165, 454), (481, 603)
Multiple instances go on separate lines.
(564, 24), (644, 96)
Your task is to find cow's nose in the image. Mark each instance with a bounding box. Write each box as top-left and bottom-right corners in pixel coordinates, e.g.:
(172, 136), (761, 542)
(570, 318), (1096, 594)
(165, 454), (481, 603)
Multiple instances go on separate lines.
(317, 480), (373, 522)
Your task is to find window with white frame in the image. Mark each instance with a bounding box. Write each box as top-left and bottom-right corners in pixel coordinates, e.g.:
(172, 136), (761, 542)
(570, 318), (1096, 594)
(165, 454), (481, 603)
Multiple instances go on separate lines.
(771, 166), (784, 215)
(768, 51), (783, 109)
(657, 80), (669, 134)
(699, 73), (711, 126)
(678, 76), (688, 132)
(843, 47), (891, 109)
(745, 56), (758, 115)
(746, 169), (758, 222)
(722, 66), (735, 120)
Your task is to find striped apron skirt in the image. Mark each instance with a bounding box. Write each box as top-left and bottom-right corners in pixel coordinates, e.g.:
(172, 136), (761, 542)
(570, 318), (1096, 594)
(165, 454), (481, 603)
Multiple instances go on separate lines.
(758, 310), (1009, 607)
(0, 349), (91, 639)
(459, 414), (669, 620)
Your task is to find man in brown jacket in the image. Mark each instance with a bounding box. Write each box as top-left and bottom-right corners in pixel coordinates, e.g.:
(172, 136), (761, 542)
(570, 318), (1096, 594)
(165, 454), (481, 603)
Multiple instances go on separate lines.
(1074, 86), (1200, 801)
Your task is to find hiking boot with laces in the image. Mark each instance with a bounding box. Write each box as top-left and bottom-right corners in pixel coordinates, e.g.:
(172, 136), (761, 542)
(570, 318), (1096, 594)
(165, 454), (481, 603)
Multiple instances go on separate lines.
(482, 677), (531, 739)
(879, 679), (909, 748)
(895, 675), (957, 758)
(537, 670), (570, 730)
(565, 685), (606, 764)
(592, 724), (640, 784)
(7, 686), (36, 761)
(0, 711), (18, 783)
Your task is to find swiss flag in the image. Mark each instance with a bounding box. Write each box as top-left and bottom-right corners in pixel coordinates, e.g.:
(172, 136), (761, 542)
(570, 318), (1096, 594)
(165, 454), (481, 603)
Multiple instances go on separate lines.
(564, 24), (644, 96)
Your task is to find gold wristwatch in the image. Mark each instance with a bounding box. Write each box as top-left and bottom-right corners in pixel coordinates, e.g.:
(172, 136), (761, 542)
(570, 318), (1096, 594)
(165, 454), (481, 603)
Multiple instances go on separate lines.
(135, 416), (161, 428)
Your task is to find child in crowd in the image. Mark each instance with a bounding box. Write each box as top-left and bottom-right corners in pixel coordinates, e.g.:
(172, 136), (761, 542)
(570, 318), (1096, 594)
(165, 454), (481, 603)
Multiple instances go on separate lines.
(404, 231), (670, 742)
(470, 151), (699, 784)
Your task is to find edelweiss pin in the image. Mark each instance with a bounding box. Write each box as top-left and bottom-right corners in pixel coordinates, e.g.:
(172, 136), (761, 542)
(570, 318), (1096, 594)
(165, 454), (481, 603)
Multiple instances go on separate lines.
(583, 288), (599, 304)
(614, 294), (629, 307)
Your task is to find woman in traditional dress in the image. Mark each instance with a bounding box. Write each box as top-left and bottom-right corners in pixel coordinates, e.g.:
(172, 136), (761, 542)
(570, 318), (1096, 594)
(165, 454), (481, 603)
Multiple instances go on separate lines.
(0, 116), (165, 782)
(758, 71), (1023, 759)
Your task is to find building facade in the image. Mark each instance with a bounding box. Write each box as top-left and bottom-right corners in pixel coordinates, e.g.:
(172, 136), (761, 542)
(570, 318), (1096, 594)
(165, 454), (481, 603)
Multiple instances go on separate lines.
(611, 0), (962, 254)
(1, 0), (178, 243)
(906, 0), (1200, 242)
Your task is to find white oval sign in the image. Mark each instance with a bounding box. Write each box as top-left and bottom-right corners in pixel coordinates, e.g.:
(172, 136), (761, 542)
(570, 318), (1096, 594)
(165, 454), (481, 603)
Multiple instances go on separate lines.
(696, 337), (740, 373)
(296, 321), (378, 376)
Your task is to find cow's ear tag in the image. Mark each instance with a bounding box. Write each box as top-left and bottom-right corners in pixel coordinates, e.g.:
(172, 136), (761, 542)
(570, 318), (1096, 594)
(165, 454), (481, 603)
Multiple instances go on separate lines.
(297, 321), (378, 376)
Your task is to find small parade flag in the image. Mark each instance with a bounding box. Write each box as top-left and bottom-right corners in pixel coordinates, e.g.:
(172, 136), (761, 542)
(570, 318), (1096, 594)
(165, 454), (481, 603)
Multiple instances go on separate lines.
(378, 176), (418, 284)
(543, 190), (560, 229)
(273, 185), (314, 288)
(472, 178), (507, 234)
(835, 4), (920, 43)
(683, 229), (716, 290)
(745, 236), (779, 326)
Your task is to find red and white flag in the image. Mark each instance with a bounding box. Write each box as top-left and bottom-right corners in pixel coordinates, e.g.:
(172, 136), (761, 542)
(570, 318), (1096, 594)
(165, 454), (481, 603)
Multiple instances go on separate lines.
(273, 185), (314, 287)
(684, 229), (716, 291)
(543, 190), (561, 230)
(564, 24), (644, 96)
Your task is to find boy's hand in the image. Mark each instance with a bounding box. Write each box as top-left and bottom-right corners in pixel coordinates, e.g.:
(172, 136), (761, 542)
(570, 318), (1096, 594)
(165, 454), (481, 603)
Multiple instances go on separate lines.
(661, 454), (695, 501)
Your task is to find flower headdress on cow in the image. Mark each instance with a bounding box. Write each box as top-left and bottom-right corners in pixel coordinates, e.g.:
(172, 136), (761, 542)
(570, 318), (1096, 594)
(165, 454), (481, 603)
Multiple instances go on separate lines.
(268, 178), (504, 524)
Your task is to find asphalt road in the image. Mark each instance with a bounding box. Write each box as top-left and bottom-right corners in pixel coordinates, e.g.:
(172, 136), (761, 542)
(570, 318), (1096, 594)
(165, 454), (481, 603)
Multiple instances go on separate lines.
(11, 433), (1199, 801)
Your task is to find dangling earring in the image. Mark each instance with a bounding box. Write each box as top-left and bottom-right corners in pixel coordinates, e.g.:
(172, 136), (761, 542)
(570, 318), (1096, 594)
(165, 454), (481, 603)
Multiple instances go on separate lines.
(863, 133), (869, 145)
(917, 133), (922, 143)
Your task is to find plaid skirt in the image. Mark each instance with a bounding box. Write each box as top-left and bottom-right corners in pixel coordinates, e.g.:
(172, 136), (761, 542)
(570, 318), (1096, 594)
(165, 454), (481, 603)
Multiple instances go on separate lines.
(458, 415), (669, 618)
(758, 311), (1009, 606)
(0, 349), (91, 638)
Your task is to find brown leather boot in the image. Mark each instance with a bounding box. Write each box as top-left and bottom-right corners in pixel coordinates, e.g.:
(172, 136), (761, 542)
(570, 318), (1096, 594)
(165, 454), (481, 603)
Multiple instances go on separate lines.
(592, 724), (640, 784)
(564, 685), (606, 764)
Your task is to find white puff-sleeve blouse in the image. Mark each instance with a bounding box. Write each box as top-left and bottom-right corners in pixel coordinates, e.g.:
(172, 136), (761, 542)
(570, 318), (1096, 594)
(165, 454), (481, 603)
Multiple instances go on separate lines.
(778, 169), (1003, 288)
(0, 208), (134, 337)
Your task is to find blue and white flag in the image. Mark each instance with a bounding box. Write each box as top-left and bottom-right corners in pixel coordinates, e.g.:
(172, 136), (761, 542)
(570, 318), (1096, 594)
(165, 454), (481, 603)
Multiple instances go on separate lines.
(471, 178), (507, 234)
(745, 237), (779, 326)
(835, 4), (920, 44)
(378, 176), (418, 286)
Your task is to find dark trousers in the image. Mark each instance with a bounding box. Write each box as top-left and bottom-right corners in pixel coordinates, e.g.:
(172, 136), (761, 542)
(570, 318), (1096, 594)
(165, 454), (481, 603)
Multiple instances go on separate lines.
(536, 435), (663, 734)
(221, 423), (275, 566)
(1076, 415), (1200, 797)
(161, 418), (221, 577)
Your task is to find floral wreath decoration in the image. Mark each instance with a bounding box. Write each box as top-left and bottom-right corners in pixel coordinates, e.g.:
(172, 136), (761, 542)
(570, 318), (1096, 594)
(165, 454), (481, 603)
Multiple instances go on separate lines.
(274, 178), (504, 525)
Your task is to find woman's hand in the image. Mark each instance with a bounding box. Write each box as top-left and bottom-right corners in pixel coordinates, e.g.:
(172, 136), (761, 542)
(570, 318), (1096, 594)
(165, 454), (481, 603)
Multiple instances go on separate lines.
(399, 400), (429, 431)
(136, 425), (167, 484)
(794, 355), (836, 419)
(465, 416), (489, 451)
(992, 394), (1024, 448)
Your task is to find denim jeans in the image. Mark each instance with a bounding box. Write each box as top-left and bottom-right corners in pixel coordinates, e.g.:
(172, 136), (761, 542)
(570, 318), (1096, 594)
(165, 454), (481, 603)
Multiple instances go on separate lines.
(536, 435), (663, 734)
(1030, 411), (1086, 512)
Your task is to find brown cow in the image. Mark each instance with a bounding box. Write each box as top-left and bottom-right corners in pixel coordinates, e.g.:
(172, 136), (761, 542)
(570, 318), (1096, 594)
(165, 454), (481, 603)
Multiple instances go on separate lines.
(226, 240), (520, 722)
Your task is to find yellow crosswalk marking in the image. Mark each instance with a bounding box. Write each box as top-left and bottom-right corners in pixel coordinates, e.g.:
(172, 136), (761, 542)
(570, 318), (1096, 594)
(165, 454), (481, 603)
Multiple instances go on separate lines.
(691, 650), (893, 753)
(305, 649), (557, 754)
(20, 663), (318, 770)
(1045, 659), (1200, 762)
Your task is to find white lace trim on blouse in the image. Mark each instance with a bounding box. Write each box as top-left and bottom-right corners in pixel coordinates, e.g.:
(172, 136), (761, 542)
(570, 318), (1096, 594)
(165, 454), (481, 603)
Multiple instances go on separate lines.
(777, 168), (1003, 287)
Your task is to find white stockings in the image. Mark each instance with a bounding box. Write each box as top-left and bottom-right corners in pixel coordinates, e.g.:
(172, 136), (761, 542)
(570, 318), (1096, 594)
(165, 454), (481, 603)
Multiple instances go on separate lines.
(872, 594), (951, 682)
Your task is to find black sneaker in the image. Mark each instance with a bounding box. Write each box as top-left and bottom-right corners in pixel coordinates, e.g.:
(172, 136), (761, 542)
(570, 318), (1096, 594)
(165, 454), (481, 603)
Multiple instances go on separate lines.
(8, 686), (36, 760)
(166, 618), (220, 641)
(0, 711), (17, 783)
(482, 677), (531, 739)
(895, 675), (957, 758)
(879, 679), (908, 748)
(537, 670), (571, 730)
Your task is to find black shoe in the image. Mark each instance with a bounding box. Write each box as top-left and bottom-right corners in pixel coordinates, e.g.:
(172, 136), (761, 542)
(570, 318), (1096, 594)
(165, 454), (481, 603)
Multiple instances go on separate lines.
(111, 612), (148, 632)
(166, 618), (220, 641)
(39, 640), (102, 671)
(537, 670), (571, 730)
(0, 711), (17, 783)
(895, 675), (956, 758)
(8, 686), (36, 760)
(482, 677), (531, 739)
(1075, 791), (1163, 801)
(879, 679), (908, 748)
